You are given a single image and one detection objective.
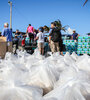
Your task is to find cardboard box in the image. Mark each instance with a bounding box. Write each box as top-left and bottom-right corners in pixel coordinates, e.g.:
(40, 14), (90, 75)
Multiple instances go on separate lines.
(0, 37), (7, 59)
(0, 37), (6, 42)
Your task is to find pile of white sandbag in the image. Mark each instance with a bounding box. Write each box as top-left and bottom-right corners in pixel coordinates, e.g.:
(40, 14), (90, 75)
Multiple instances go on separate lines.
(0, 49), (90, 100)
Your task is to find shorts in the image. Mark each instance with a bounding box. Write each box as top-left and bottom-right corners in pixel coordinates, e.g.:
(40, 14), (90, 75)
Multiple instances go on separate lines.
(38, 43), (44, 49)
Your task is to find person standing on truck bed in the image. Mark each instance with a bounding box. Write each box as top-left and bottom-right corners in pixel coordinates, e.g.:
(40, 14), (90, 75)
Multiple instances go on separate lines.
(35, 27), (45, 55)
(1, 23), (12, 52)
(26, 24), (34, 43)
(72, 30), (80, 41)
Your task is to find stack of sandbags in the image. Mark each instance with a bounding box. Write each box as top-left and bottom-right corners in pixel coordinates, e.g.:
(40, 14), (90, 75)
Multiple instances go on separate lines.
(0, 50), (90, 100)
(43, 55), (90, 100)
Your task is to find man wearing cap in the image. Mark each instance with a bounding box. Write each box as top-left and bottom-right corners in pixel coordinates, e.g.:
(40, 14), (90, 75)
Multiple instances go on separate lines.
(1, 23), (12, 52)
(72, 30), (79, 40)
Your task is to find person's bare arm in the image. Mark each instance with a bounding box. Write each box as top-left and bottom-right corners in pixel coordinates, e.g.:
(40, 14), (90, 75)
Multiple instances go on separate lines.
(76, 34), (80, 39)
(34, 36), (39, 41)
(33, 27), (34, 33)
(71, 36), (73, 40)
(26, 28), (28, 34)
(49, 29), (53, 43)
(78, 34), (80, 37)
(49, 36), (51, 43)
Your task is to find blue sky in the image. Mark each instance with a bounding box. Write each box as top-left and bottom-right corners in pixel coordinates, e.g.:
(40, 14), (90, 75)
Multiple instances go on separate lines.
(0, 0), (90, 35)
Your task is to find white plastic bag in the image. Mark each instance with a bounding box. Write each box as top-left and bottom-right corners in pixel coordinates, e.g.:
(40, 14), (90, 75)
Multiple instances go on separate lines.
(0, 81), (43, 100)
(27, 64), (56, 94)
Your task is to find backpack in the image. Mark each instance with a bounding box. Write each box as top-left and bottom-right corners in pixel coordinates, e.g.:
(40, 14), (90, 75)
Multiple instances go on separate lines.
(51, 27), (61, 42)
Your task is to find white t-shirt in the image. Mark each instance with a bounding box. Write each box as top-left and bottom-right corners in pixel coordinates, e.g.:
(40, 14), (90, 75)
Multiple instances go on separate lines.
(37, 32), (44, 43)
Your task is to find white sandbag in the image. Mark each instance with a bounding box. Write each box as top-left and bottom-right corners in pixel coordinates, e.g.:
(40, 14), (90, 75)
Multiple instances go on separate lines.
(71, 52), (78, 61)
(25, 61), (57, 94)
(54, 67), (78, 88)
(76, 54), (90, 72)
(64, 52), (76, 65)
(0, 80), (43, 100)
(0, 58), (28, 82)
(44, 79), (90, 100)
(43, 53), (65, 79)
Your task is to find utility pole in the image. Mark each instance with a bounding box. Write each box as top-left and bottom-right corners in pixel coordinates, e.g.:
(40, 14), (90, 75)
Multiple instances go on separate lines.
(8, 1), (12, 29)
(83, 0), (88, 6)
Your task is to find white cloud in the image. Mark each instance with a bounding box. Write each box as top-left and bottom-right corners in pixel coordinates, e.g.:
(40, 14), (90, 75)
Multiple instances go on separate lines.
(67, 27), (73, 34)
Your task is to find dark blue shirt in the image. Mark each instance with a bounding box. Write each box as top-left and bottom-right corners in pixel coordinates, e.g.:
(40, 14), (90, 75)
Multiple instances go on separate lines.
(2, 28), (12, 42)
(72, 33), (78, 40)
